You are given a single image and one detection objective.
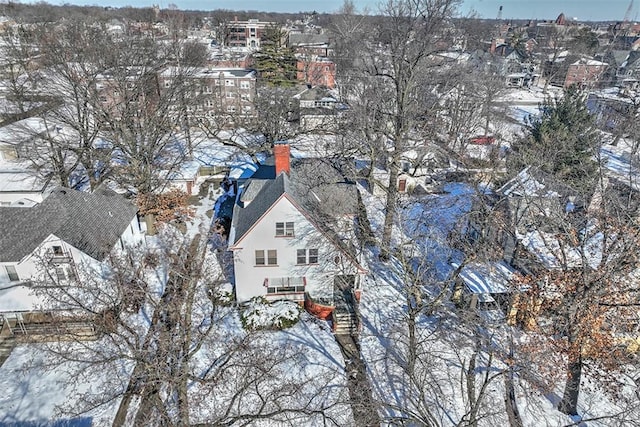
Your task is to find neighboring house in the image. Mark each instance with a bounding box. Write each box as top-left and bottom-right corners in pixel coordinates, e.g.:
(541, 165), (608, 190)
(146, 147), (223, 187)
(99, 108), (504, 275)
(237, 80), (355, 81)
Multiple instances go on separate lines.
(505, 72), (537, 88)
(616, 50), (640, 90)
(0, 117), (58, 162)
(465, 135), (501, 162)
(368, 166), (426, 196)
(296, 58), (336, 89)
(289, 32), (336, 88)
(166, 160), (200, 196)
(0, 187), (144, 337)
(493, 45), (531, 75)
(363, 145), (444, 196)
(293, 86), (341, 132)
(451, 261), (519, 322)
(288, 33), (332, 58)
(228, 142), (366, 313)
(0, 187), (144, 287)
(564, 58), (608, 89)
(0, 118), (58, 205)
(466, 166), (584, 270)
(0, 170), (52, 206)
(586, 89), (635, 132)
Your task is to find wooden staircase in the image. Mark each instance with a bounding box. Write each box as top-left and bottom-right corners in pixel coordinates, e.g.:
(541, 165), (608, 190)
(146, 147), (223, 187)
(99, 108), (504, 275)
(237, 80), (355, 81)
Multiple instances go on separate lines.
(0, 336), (16, 367)
(333, 309), (359, 335)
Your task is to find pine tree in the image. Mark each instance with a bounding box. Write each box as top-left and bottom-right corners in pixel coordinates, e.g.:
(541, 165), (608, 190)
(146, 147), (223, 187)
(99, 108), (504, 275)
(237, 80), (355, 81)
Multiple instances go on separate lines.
(253, 25), (297, 87)
(508, 85), (600, 192)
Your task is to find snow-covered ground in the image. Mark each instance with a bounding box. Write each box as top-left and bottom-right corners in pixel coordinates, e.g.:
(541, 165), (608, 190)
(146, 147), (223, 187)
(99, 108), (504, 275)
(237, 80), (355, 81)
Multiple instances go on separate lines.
(0, 266), (164, 425)
(188, 308), (352, 425)
(357, 179), (640, 426)
(0, 341), (133, 425)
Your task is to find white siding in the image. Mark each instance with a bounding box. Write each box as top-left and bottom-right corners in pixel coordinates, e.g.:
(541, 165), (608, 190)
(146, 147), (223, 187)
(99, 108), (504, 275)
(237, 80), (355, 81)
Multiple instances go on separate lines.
(232, 196), (358, 303)
(0, 215), (143, 288)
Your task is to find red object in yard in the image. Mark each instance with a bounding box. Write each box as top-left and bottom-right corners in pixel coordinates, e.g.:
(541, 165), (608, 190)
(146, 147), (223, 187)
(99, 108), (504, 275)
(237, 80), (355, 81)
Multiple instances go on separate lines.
(469, 135), (496, 145)
(304, 297), (335, 320)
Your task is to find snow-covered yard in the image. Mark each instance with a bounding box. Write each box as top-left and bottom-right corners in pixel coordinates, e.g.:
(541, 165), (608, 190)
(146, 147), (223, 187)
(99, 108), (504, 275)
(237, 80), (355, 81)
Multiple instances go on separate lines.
(0, 341), (133, 426)
(357, 178), (640, 426)
(188, 308), (352, 425)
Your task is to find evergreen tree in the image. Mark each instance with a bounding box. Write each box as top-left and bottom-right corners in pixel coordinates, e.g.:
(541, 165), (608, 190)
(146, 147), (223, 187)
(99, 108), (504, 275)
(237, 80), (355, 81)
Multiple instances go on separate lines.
(508, 86), (600, 191)
(253, 25), (297, 87)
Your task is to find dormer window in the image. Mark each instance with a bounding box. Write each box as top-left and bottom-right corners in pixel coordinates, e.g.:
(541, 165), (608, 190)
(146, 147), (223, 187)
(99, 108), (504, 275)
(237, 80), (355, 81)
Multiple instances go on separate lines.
(275, 222), (294, 237)
(52, 245), (64, 256)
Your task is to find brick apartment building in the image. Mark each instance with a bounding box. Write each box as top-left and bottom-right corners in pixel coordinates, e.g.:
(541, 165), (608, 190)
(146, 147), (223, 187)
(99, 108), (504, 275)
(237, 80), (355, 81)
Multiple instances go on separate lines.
(159, 67), (257, 117)
(96, 67), (257, 122)
(564, 58), (608, 89)
(224, 18), (275, 49)
(289, 33), (336, 89)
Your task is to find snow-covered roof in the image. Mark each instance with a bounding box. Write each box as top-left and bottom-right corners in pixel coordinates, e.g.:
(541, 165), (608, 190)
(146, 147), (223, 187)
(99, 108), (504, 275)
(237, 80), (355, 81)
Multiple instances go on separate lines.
(0, 171), (50, 193)
(517, 227), (604, 270)
(498, 166), (563, 198)
(455, 261), (516, 294)
(549, 50), (570, 62)
(0, 117), (53, 145)
(0, 188), (137, 262)
(160, 66), (255, 79)
(570, 58), (607, 67)
(0, 284), (45, 312)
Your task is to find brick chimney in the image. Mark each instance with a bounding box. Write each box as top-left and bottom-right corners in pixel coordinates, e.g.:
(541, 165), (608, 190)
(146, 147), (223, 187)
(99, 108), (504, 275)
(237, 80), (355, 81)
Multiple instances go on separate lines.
(274, 142), (290, 176)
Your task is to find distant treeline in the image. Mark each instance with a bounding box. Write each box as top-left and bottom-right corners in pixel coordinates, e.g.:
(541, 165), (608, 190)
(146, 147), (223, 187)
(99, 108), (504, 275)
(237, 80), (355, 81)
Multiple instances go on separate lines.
(0, 2), (339, 27)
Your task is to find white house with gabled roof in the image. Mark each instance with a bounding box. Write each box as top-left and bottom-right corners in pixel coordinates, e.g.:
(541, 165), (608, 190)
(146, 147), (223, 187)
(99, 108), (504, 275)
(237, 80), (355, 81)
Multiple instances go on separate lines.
(228, 142), (366, 311)
(0, 188), (144, 334)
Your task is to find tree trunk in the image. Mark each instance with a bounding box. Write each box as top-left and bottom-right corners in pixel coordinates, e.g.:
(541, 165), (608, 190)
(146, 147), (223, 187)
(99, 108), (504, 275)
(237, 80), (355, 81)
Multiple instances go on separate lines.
(504, 332), (523, 427)
(145, 213), (157, 236)
(407, 303), (417, 376)
(558, 354), (582, 416)
(380, 160), (400, 260)
(504, 373), (523, 427)
(466, 349), (478, 427)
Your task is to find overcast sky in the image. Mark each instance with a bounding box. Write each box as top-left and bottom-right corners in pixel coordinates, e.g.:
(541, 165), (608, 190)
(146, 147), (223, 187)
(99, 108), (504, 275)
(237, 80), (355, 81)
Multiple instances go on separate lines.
(41, 0), (638, 21)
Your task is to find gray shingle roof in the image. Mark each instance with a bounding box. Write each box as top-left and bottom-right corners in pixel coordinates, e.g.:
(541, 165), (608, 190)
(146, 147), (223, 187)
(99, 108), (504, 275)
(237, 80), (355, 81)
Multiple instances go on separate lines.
(0, 188), (138, 262)
(231, 156), (357, 245)
(233, 173), (288, 242)
(288, 33), (329, 46)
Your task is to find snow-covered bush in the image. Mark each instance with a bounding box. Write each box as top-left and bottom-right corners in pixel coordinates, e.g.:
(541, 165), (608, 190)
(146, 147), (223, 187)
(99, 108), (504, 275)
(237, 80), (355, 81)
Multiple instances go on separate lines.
(241, 297), (301, 331)
(209, 282), (234, 305)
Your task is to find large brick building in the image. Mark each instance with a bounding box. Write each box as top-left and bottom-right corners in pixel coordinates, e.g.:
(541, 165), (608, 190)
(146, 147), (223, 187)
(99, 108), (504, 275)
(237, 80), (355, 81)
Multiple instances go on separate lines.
(223, 19), (275, 49)
(159, 67), (257, 117)
(564, 58), (608, 89)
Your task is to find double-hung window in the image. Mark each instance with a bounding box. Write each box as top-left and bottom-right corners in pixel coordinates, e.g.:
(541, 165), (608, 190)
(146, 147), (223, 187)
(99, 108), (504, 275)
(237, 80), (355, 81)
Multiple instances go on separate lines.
(275, 222), (294, 237)
(255, 250), (277, 266)
(308, 249), (318, 264)
(296, 249), (319, 265)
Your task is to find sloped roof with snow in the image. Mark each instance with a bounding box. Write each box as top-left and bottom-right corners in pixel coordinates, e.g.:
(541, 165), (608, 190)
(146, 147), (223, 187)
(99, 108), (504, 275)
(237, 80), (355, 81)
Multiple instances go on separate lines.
(517, 227), (604, 270)
(0, 188), (137, 262)
(498, 166), (574, 199)
(455, 261), (516, 294)
(288, 33), (329, 46)
(570, 58), (608, 67)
